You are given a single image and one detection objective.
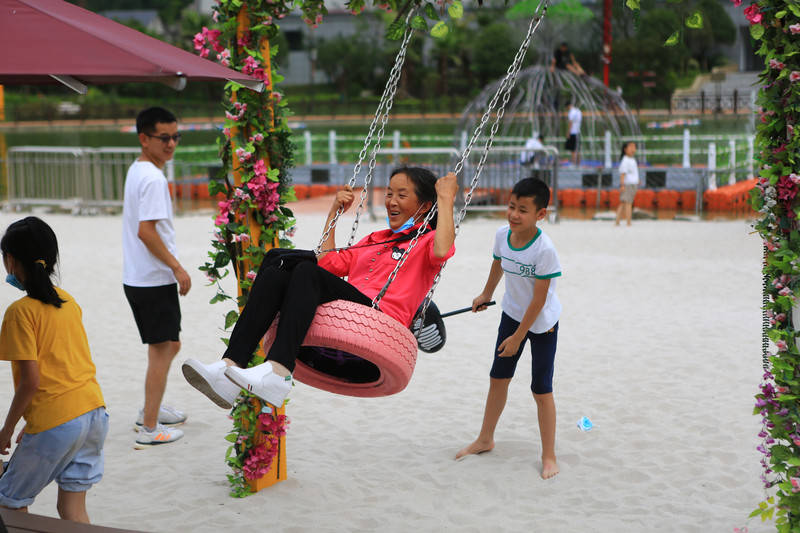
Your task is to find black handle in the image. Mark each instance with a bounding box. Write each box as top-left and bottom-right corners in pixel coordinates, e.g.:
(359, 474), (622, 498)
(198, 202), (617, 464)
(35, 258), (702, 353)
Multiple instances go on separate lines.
(440, 301), (496, 318)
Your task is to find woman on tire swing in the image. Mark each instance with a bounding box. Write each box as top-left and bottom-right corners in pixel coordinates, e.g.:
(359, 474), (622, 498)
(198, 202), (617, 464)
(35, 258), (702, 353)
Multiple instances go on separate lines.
(183, 167), (458, 409)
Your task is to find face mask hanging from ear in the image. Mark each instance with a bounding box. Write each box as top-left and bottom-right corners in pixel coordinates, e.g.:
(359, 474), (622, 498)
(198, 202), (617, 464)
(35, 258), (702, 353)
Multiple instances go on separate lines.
(386, 205), (424, 234)
(5, 274), (24, 291)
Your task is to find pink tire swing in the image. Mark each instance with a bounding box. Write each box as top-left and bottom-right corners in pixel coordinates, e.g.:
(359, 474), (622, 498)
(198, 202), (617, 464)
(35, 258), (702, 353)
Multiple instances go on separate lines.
(261, 300), (417, 397)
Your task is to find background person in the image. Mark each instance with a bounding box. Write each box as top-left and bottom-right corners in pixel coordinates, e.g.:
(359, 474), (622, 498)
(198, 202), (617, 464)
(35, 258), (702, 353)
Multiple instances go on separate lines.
(565, 103), (582, 166)
(615, 142), (639, 226)
(122, 107), (190, 448)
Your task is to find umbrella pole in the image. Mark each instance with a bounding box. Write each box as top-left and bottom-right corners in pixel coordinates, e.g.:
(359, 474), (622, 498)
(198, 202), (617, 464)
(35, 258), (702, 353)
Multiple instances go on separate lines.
(229, 7), (286, 493)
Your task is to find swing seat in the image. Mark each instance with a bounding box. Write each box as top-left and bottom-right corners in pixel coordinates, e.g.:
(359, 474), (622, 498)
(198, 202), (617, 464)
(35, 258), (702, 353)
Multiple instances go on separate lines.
(261, 299), (418, 397)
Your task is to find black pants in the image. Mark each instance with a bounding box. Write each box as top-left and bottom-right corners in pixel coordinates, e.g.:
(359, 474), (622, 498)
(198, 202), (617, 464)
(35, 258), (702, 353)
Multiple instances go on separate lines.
(223, 256), (372, 372)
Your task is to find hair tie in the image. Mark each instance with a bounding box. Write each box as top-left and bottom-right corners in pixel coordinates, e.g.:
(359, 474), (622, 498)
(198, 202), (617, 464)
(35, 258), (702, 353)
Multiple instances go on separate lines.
(35, 259), (47, 268)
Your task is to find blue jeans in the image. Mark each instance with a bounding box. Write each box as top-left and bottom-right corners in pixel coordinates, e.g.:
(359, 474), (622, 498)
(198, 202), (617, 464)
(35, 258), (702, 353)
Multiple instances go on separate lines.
(489, 313), (558, 394)
(0, 407), (108, 508)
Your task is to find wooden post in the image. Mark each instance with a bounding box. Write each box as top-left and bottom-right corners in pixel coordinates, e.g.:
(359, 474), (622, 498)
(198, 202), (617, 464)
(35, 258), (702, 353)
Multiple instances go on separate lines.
(230, 6), (286, 491)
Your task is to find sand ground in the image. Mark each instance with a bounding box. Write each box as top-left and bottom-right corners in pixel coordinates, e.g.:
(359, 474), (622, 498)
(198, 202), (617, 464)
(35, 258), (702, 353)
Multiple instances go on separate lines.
(0, 203), (772, 532)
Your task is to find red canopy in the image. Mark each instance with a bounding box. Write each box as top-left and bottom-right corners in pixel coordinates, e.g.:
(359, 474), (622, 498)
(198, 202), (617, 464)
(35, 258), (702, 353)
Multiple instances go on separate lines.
(0, 0), (262, 93)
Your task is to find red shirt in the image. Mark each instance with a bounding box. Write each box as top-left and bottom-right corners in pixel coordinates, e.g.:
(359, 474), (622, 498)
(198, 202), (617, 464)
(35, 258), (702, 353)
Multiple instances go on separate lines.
(318, 225), (455, 327)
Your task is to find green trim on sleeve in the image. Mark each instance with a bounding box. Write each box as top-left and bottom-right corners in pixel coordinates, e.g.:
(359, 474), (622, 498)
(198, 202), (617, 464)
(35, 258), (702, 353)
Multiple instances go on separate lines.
(534, 272), (562, 279)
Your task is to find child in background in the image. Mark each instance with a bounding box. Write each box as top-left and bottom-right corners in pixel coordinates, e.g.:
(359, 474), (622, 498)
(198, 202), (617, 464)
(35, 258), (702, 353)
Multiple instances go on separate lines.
(615, 141), (639, 226)
(0, 217), (107, 523)
(456, 178), (562, 480)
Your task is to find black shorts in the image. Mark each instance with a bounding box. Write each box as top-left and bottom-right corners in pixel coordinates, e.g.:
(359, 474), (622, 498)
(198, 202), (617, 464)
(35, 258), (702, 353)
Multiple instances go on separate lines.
(123, 284), (181, 344)
(565, 134), (579, 152)
(490, 313), (558, 394)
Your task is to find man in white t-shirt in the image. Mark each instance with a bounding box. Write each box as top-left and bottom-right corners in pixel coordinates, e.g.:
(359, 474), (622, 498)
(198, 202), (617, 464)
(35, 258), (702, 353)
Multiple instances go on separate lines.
(520, 133), (545, 168)
(565, 103), (582, 166)
(122, 107), (191, 448)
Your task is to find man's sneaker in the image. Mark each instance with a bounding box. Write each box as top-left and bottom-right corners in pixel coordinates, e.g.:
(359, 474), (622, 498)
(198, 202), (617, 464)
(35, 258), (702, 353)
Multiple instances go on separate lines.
(182, 359), (241, 409)
(224, 364), (291, 408)
(134, 424), (184, 449)
(135, 405), (187, 429)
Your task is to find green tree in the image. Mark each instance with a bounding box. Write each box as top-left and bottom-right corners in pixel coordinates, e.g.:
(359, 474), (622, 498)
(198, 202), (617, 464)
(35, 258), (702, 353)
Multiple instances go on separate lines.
(470, 21), (520, 86)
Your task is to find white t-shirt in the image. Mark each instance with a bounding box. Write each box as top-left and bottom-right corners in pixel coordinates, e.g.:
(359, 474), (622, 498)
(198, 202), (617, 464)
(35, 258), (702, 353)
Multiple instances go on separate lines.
(122, 160), (178, 287)
(520, 136), (544, 164)
(619, 155), (639, 185)
(493, 226), (562, 334)
(568, 106), (582, 135)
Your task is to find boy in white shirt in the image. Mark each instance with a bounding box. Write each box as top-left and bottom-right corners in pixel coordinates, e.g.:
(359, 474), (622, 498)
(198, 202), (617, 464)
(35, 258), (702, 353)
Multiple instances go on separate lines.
(122, 107), (191, 448)
(456, 177), (562, 480)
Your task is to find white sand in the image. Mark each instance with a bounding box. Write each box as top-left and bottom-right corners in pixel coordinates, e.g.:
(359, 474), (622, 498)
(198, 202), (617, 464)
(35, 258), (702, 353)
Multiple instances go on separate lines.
(0, 207), (772, 532)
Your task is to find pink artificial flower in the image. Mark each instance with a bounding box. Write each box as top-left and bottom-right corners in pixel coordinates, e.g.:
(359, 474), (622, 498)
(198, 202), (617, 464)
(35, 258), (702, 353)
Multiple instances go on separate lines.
(776, 340), (789, 351)
(212, 10), (219, 23)
(272, 91), (282, 104)
(242, 56), (260, 75)
(744, 4), (762, 24)
(199, 48), (209, 59)
(315, 14), (323, 24)
(769, 58), (785, 70)
(246, 270), (257, 282)
(790, 23), (800, 34)
(252, 133), (264, 142)
(253, 159), (268, 177)
(791, 71), (800, 82)
(223, 127), (232, 138)
(263, 16), (273, 25)
(792, 478), (800, 493)
(780, 287), (793, 296)
(193, 32), (206, 52)
(206, 272), (217, 283)
(730, 0), (742, 5)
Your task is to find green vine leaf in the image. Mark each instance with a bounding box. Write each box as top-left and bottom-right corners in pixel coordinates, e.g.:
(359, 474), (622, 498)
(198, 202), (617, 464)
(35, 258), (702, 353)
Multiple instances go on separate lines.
(664, 31), (680, 46)
(424, 2), (439, 20)
(448, 1), (464, 19)
(411, 15), (428, 30)
(225, 310), (239, 329)
(625, 0), (640, 10)
(430, 21), (449, 38)
(685, 11), (703, 29)
(750, 23), (765, 40)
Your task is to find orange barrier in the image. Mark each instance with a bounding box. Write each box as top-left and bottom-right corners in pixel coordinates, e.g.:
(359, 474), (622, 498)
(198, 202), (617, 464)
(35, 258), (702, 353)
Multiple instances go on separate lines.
(633, 189), (655, 209)
(656, 189), (680, 209)
(309, 184), (329, 198)
(680, 190), (696, 210)
(558, 189), (584, 207)
(293, 184), (310, 200)
(703, 179), (757, 211)
(608, 189), (620, 208)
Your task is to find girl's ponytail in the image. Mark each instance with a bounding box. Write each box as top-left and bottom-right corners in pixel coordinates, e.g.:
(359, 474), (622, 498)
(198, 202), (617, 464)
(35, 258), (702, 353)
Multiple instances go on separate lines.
(1, 217), (66, 308)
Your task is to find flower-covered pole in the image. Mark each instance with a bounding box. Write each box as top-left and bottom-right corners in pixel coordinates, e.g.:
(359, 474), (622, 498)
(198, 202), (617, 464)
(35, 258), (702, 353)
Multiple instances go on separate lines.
(745, 0), (800, 529)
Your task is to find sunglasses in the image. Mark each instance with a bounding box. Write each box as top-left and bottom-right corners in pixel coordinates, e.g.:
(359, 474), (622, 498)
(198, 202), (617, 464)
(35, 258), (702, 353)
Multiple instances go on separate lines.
(145, 133), (182, 144)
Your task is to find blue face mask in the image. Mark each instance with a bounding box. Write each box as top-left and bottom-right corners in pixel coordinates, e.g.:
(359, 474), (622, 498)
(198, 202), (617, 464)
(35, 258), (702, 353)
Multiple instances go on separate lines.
(5, 274), (24, 291)
(386, 216), (416, 234)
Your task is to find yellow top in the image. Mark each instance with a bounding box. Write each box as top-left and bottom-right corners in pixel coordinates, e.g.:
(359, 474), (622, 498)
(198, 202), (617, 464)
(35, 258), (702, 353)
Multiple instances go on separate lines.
(0, 287), (104, 433)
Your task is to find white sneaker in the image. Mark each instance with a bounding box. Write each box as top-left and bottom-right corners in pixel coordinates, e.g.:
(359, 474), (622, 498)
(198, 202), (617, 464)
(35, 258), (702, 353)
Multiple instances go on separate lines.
(182, 359), (241, 409)
(135, 405), (187, 429)
(224, 364), (292, 408)
(134, 424), (184, 449)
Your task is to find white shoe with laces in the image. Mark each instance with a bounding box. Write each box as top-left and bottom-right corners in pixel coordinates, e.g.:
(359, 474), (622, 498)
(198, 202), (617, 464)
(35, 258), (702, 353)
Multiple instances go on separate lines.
(134, 424), (183, 449)
(224, 364), (291, 408)
(135, 405), (186, 430)
(182, 359), (241, 409)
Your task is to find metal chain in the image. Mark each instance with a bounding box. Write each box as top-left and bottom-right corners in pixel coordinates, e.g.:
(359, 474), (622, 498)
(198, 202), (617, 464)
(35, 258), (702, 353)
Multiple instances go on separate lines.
(373, 1), (548, 311)
(315, 11), (416, 254)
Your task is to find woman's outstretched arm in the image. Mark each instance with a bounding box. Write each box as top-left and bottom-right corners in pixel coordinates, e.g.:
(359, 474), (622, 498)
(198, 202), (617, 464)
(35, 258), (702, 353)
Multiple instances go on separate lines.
(433, 172), (458, 258)
(317, 185), (354, 261)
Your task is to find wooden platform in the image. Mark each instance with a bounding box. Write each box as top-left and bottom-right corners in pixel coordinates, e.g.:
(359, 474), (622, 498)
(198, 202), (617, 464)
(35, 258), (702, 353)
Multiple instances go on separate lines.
(0, 509), (145, 533)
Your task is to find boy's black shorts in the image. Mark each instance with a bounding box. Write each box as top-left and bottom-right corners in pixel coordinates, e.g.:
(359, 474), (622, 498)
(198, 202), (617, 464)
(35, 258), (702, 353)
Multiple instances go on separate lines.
(123, 283), (181, 344)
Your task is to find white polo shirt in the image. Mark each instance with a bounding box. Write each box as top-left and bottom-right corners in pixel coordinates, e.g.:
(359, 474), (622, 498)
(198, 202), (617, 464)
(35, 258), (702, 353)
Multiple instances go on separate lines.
(122, 160), (178, 287)
(493, 225), (562, 333)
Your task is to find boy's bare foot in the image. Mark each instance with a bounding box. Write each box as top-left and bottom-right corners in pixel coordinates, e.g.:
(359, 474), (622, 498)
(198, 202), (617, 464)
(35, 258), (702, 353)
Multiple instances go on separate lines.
(541, 457), (560, 479)
(455, 439), (494, 459)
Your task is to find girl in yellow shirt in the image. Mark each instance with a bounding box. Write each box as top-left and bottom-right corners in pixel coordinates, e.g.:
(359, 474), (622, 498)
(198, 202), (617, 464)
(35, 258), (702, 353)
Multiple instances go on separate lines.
(0, 217), (106, 524)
